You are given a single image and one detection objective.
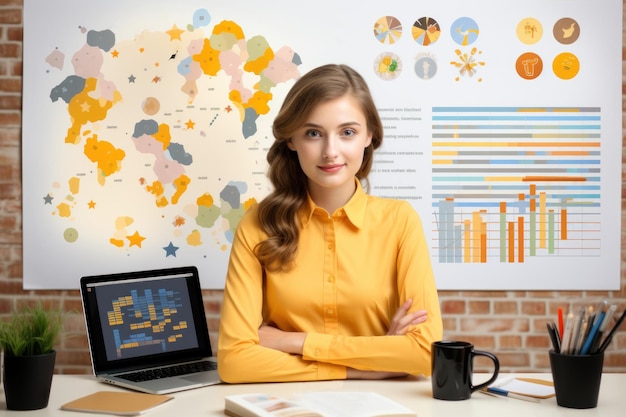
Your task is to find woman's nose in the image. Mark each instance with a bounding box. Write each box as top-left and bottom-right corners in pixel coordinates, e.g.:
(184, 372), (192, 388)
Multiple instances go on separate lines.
(322, 137), (339, 160)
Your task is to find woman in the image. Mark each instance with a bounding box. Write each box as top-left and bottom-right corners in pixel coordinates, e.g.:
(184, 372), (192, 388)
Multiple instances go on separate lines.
(217, 64), (442, 383)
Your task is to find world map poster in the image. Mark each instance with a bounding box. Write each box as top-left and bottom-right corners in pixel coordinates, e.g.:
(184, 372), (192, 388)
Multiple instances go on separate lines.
(22, 0), (622, 290)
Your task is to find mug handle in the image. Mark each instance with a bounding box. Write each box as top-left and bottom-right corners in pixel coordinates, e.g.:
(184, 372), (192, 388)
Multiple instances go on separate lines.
(469, 350), (500, 392)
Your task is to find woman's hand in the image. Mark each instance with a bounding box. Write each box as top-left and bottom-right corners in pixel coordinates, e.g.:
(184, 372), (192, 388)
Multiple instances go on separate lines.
(258, 324), (306, 355)
(344, 300), (427, 380)
(387, 299), (427, 336)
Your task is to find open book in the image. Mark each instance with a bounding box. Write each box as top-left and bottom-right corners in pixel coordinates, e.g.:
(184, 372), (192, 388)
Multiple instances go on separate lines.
(224, 392), (416, 417)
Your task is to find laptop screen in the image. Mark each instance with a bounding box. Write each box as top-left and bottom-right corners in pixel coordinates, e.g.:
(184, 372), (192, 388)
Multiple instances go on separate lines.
(81, 266), (212, 374)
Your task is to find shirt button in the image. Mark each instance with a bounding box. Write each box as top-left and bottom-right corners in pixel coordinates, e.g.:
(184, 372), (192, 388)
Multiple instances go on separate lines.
(328, 243), (334, 250)
(327, 275), (334, 283)
(327, 308), (334, 315)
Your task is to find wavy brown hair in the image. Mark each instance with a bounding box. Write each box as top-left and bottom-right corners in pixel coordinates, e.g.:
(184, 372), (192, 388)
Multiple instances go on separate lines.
(254, 64), (383, 272)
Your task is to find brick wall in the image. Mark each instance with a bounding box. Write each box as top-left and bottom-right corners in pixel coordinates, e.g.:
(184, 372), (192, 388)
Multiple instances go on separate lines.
(1, 1), (625, 374)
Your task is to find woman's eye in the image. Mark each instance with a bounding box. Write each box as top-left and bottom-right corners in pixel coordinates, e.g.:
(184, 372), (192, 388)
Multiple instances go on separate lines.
(305, 130), (321, 138)
(342, 128), (356, 137)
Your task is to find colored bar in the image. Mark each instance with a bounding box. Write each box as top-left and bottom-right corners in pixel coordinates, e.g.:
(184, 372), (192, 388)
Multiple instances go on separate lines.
(508, 221), (515, 262)
(561, 208), (568, 240)
(463, 220), (471, 263)
(500, 202), (507, 262)
(518, 217), (525, 263)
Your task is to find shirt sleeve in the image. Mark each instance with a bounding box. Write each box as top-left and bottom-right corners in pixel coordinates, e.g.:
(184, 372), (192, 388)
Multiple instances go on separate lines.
(301, 202), (442, 376)
(217, 206), (348, 383)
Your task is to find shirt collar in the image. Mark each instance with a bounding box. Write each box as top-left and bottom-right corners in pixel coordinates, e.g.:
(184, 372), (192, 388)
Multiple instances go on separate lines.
(302, 178), (367, 229)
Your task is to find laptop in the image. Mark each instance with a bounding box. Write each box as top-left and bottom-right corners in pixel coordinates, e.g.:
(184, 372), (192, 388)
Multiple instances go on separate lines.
(80, 266), (221, 394)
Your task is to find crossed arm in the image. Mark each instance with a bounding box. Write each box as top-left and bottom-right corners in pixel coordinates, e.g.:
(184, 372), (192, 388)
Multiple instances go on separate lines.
(258, 299), (428, 380)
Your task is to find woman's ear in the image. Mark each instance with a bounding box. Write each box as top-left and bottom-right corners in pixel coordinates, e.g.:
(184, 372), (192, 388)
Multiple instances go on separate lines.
(287, 139), (296, 151)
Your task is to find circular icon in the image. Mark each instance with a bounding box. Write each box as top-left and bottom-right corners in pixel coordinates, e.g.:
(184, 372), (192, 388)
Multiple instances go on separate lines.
(142, 97), (160, 115)
(515, 52), (543, 80)
(450, 17), (479, 46)
(374, 52), (402, 80)
(553, 52), (580, 79)
(553, 17), (580, 44)
(516, 17), (543, 44)
(412, 17), (441, 46)
(373, 16), (403, 44)
(64, 227), (79, 243)
(415, 56), (437, 80)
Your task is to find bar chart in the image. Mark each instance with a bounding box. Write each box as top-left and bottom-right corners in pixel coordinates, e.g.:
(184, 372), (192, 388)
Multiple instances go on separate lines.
(431, 107), (601, 264)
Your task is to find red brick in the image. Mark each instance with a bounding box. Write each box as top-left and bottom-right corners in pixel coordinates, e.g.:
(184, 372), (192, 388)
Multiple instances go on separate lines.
(461, 317), (530, 333)
(526, 335), (550, 349)
(441, 317), (457, 332)
(9, 60), (21, 76)
(499, 335), (522, 349)
(0, 94), (21, 109)
(494, 300), (518, 314)
(521, 301), (546, 315)
(0, 77), (21, 92)
(468, 300), (490, 314)
(441, 299), (466, 314)
(0, 43), (20, 58)
(0, 9), (21, 24)
(495, 352), (530, 367)
(605, 352), (626, 367)
(7, 26), (22, 41)
(0, 111), (21, 125)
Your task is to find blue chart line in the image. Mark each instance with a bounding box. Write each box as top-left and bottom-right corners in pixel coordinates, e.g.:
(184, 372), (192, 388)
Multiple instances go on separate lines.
(431, 107), (602, 264)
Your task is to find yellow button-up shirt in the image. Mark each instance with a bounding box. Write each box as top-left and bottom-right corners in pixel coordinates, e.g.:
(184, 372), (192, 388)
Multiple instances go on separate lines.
(218, 180), (442, 383)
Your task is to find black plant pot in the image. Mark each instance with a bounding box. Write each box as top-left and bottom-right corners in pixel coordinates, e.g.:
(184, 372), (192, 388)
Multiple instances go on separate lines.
(3, 350), (56, 410)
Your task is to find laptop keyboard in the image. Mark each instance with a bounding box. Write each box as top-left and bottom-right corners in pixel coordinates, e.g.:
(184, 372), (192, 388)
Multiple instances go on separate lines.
(118, 360), (217, 382)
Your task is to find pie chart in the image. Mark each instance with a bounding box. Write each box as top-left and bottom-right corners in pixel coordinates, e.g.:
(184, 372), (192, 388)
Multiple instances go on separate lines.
(373, 16), (403, 44)
(411, 17), (440, 46)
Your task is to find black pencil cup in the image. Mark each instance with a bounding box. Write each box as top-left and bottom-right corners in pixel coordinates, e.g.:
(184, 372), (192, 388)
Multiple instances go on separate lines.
(549, 350), (603, 409)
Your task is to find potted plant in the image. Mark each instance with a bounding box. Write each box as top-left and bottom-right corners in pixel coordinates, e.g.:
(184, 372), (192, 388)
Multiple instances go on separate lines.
(0, 302), (64, 410)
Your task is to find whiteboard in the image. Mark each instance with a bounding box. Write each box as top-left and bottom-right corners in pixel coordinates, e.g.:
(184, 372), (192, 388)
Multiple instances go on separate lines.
(22, 0), (622, 290)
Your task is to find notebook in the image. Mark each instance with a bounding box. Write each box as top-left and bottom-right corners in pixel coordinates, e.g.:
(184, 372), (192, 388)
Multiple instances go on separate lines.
(80, 266), (221, 394)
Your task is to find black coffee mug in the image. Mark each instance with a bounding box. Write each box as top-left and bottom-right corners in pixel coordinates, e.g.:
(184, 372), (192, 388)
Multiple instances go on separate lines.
(431, 340), (500, 401)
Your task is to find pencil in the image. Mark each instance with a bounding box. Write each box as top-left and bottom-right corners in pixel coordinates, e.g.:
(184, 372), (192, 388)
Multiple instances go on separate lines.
(598, 309), (626, 353)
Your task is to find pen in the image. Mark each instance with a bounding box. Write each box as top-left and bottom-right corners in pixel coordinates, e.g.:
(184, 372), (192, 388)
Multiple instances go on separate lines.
(590, 304), (617, 353)
(570, 306), (587, 355)
(485, 387), (540, 403)
(560, 311), (574, 354)
(580, 310), (604, 355)
(600, 304), (618, 333)
(557, 307), (564, 338)
(546, 322), (560, 353)
(598, 308), (626, 353)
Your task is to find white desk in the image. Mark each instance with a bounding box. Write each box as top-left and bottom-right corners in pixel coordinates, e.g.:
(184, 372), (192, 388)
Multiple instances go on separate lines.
(0, 373), (623, 416)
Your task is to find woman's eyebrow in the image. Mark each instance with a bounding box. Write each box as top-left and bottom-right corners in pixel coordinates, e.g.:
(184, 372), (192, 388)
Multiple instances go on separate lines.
(302, 121), (362, 128)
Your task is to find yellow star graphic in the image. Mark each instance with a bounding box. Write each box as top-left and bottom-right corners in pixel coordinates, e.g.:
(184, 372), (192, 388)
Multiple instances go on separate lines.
(185, 119), (195, 129)
(126, 231), (146, 248)
(166, 24), (185, 41)
(111, 50), (119, 58)
(88, 200), (96, 209)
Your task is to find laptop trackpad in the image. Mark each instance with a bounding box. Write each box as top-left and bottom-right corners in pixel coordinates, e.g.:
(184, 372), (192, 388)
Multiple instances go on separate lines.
(181, 372), (216, 383)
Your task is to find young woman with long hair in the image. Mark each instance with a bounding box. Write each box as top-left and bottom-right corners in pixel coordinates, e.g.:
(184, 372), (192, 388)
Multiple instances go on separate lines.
(217, 64), (442, 383)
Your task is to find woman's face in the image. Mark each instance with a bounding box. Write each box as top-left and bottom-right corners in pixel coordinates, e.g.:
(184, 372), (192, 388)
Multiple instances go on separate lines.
(287, 95), (372, 203)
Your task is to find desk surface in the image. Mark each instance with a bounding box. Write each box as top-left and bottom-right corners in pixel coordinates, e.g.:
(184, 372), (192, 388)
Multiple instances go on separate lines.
(0, 373), (623, 416)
